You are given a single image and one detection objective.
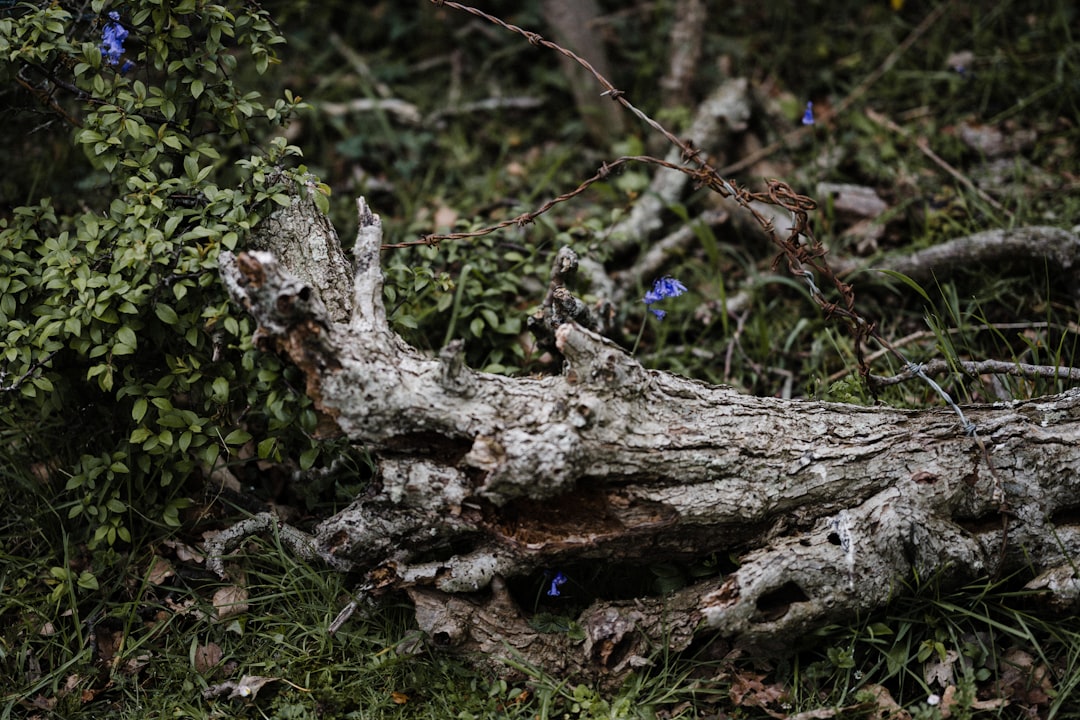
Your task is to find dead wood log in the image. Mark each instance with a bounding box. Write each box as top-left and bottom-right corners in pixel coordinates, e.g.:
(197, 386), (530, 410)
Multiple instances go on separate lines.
(832, 225), (1080, 284)
(215, 196), (1080, 683)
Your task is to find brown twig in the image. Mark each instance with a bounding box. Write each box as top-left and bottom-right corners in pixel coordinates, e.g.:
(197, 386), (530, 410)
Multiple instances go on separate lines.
(824, 321), (1069, 385)
(863, 108), (1013, 218)
(1, 350), (59, 393)
(868, 357), (1080, 389)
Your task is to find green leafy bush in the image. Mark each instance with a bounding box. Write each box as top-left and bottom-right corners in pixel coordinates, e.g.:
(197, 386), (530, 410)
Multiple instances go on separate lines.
(0, 0), (323, 547)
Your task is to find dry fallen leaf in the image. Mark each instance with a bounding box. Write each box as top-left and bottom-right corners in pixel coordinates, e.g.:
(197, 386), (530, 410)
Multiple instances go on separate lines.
(194, 642), (224, 674)
(29, 461), (56, 484)
(861, 683), (911, 720)
(163, 539), (205, 563)
(213, 585), (249, 621)
(939, 684), (957, 719)
(924, 649), (959, 688)
(231, 674), (273, 699)
(122, 653), (151, 675)
(146, 555), (174, 584)
(95, 626), (123, 663)
(163, 595), (204, 622)
(202, 674), (276, 701)
(728, 670), (786, 709)
(997, 647), (1053, 706)
(31, 694), (56, 711)
(433, 204), (458, 231)
(62, 673), (82, 695)
(787, 708), (839, 720)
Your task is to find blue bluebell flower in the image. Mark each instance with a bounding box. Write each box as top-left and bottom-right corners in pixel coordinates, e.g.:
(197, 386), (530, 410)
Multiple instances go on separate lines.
(100, 11), (129, 67)
(547, 571), (568, 597)
(801, 101), (815, 126)
(643, 276), (687, 319)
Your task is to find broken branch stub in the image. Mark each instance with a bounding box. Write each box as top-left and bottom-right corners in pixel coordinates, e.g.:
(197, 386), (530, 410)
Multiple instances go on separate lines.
(217, 197), (1080, 682)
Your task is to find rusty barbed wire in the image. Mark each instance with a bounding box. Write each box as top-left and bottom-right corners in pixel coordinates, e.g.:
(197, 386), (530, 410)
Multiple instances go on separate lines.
(420, 3), (894, 368)
(420, 0), (1075, 433)
(381, 156), (647, 249)
(422, 0), (1029, 564)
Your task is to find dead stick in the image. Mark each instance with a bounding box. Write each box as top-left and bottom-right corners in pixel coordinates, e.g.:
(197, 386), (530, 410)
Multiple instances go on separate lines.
(863, 108), (1012, 217)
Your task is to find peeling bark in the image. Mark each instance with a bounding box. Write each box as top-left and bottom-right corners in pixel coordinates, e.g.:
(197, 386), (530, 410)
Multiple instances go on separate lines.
(248, 192), (354, 324)
(215, 198), (1080, 683)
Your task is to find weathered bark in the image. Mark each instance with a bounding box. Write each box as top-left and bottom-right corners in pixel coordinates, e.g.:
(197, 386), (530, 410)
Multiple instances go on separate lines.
(831, 225), (1080, 284)
(248, 191), (354, 324)
(215, 197), (1080, 683)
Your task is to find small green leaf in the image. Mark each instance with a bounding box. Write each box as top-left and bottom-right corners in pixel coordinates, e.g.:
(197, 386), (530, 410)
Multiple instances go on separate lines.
(202, 444), (221, 466)
(257, 437), (277, 459)
(395, 314), (418, 329)
(314, 191), (330, 215)
(224, 429), (252, 445)
(151, 397), (174, 412)
(116, 325), (137, 348)
(132, 398), (148, 423)
(469, 317), (485, 338)
(212, 376), (229, 402)
(155, 304), (180, 325)
(299, 447), (318, 471)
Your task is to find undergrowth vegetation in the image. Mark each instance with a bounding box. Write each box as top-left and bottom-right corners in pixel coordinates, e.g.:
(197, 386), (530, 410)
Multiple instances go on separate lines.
(2, 0), (1079, 717)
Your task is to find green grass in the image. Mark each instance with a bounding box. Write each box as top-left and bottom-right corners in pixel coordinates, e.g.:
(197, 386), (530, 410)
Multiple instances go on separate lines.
(5, 467), (1080, 718)
(4, 0), (1080, 717)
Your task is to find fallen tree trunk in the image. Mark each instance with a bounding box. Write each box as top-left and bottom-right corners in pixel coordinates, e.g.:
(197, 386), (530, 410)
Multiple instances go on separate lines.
(215, 196), (1080, 683)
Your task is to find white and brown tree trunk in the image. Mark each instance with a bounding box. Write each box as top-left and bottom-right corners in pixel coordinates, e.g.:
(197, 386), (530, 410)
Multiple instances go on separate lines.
(214, 196), (1080, 683)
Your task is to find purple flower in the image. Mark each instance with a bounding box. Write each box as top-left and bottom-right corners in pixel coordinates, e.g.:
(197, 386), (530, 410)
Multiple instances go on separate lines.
(547, 572), (568, 597)
(643, 276), (687, 319)
(801, 101), (815, 126)
(100, 11), (129, 67)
